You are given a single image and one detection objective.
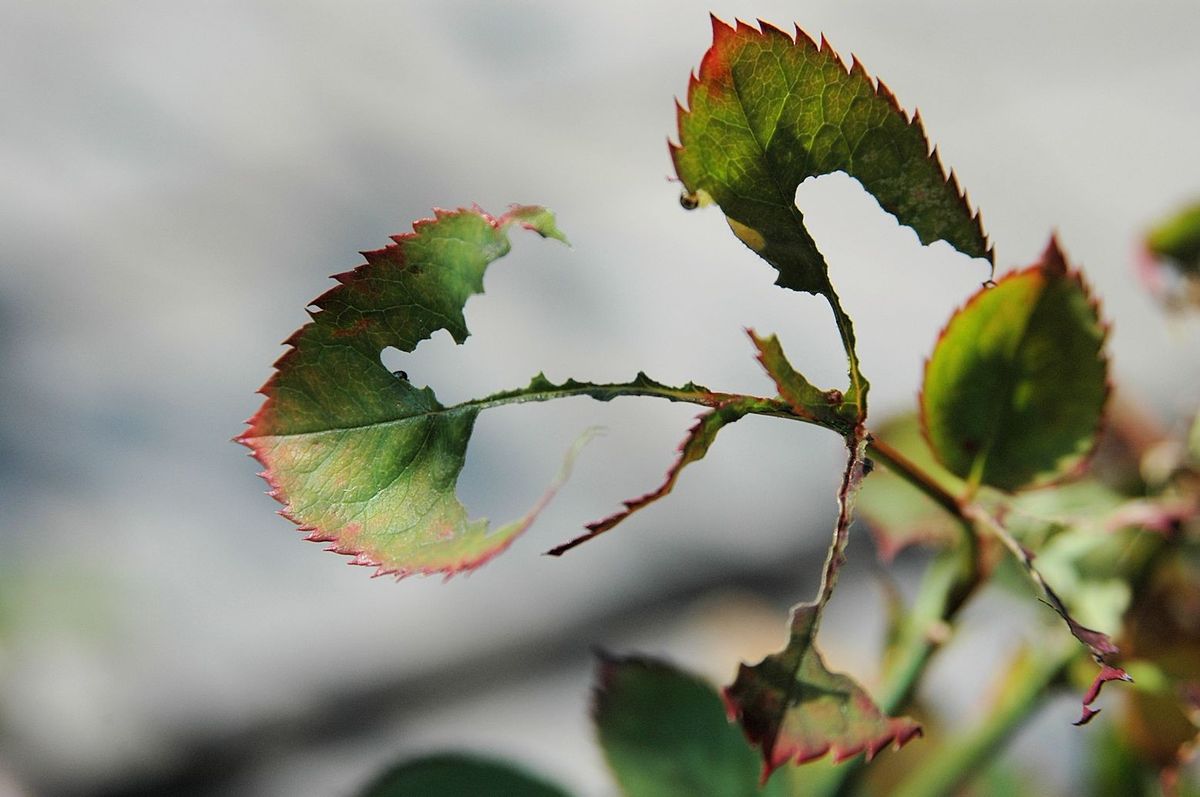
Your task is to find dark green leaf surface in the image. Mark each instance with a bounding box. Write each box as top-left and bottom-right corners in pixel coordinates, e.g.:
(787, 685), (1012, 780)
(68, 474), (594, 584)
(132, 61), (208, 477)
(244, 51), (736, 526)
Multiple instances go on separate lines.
(360, 753), (570, 797)
(593, 654), (795, 797)
(922, 237), (1108, 492)
(672, 17), (991, 297)
(239, 206), (577, 578)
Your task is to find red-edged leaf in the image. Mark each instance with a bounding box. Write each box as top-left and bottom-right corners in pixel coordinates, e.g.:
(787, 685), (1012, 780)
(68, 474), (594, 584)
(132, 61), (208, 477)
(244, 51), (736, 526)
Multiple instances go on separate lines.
(922, 236), (1109, 491)
(726, 605), (921, 775)
(672, 16), (991, 298)
(238, 206), (573, 578)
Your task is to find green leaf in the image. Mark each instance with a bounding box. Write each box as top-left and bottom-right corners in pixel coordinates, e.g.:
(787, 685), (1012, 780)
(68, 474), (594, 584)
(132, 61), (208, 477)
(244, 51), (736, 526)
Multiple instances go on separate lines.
(749, 331), (855, 433)
(1145, 199), (1200, 277)
(921, 236), (1108, 492)
(672, 16), (991, 298)
(359, 752), (571, 797)
(858, 414), (964, 561)
(593, 654), (795, 797)
(726, 605), (922, 774)
(240, 207), (574, 577)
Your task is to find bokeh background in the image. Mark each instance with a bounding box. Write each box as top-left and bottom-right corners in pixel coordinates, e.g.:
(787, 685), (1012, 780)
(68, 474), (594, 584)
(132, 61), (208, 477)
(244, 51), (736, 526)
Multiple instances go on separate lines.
(2, 1), (1198, 795)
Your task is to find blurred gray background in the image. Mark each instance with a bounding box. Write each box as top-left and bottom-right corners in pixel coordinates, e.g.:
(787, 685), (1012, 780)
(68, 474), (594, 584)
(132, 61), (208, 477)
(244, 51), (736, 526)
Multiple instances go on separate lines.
(1, 1), (1198, 795)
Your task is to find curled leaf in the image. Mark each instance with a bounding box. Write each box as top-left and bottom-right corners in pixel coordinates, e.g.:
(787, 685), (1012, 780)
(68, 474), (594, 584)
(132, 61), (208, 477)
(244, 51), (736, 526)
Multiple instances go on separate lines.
(922, 236), (1109, 492)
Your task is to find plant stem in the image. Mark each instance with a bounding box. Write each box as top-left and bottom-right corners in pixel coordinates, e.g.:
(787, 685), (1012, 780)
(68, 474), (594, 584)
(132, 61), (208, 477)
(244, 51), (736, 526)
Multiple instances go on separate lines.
(866, 436), (963, 524)
(813, 547), (981, 797)
(890, 643), (1077, 797)
(821, 286), (869, 417)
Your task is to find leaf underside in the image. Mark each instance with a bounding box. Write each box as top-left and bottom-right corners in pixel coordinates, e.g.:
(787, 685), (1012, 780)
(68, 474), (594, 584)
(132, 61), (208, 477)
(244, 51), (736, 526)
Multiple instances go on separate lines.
(922, 236), (1109, 492)
(238, 206), (572, 578)
(672, 16), (991, 298)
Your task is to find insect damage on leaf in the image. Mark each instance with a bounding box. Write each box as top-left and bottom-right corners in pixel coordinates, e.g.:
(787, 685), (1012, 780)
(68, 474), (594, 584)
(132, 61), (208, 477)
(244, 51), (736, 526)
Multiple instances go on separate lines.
(671, 16), (992, 298)
(238, 206), (571, 579)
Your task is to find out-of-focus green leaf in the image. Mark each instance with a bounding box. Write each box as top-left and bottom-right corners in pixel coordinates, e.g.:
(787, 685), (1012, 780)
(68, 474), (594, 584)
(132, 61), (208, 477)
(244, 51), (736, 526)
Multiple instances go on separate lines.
(922, 236), (1108, 492)
(672, 17), (991, 298)
(1145, 200), (1200, 277)
(858, 414), (963, 561)
(593, 654), (796, 797)
(360, 753), (571, 797)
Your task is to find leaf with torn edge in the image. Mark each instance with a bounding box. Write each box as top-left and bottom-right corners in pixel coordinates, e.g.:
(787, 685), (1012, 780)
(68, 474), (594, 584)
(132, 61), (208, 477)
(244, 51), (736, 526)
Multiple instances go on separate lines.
(725, 434), (921, 776)
(672, 16), (991, 298)
(240, 210), (789, 578)
(238, 206), (572, 577)
(922, 236), (1109, 492)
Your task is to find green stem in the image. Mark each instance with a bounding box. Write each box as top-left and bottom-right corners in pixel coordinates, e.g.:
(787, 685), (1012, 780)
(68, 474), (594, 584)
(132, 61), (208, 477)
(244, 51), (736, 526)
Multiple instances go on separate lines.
(821, 285), (869, 417)
(891, 643), (1077, 797)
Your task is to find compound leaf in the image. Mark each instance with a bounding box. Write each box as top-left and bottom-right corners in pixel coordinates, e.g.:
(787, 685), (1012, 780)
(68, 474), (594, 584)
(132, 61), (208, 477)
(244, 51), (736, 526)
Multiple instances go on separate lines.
(672, 16), (991, 297)
(922, 236), (1108, 492)
(593, 654), (796, 797)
